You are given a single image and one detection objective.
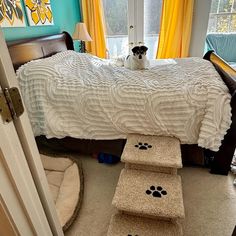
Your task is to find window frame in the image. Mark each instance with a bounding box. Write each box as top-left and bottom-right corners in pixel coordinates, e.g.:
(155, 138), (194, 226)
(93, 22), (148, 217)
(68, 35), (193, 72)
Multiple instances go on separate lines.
(208, 0), (236, 33)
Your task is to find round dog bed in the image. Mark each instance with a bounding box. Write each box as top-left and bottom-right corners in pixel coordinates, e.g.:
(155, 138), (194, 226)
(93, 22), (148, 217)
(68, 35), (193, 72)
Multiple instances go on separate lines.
(40, 154), (83, 231)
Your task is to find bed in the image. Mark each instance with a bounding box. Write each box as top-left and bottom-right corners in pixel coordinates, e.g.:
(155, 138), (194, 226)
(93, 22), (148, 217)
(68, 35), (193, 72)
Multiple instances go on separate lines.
(7, 32), (236, 175)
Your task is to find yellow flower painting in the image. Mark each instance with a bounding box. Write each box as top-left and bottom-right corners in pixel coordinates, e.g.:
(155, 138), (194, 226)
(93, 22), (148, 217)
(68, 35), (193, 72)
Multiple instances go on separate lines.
(0, 0), (25, 27)
(25, 0), (53, 26)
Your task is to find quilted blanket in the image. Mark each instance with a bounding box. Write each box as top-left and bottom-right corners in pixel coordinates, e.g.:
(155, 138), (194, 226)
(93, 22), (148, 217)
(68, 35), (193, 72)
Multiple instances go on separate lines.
(17, 51), (232, 151)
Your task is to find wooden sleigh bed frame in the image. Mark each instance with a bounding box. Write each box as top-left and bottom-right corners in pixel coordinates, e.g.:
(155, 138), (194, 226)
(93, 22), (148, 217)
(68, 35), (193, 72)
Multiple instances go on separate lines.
(6, 32), (236, 175)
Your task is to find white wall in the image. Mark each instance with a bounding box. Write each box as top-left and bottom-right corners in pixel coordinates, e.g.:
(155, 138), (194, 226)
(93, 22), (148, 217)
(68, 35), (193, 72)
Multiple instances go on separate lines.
(189, 0), (212, 57)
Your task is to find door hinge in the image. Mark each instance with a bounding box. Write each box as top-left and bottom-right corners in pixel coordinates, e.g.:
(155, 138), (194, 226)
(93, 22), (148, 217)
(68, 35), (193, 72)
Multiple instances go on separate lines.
(0, 87), (24, 123)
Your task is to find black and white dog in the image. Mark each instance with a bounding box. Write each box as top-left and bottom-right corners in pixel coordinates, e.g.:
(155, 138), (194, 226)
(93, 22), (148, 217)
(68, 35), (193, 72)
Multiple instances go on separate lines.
(124, 46), (149, 70)
(116, 46), (149, 70)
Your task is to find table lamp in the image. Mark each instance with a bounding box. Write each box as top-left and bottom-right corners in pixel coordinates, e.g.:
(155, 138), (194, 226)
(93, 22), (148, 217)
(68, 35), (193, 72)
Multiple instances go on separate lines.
(72, 22), (92, 53)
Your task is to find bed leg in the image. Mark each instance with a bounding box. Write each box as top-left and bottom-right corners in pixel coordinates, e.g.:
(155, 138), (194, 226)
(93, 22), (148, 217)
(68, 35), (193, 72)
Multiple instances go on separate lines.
(210, 141), (235, 175)
(210, 93), (236, 175)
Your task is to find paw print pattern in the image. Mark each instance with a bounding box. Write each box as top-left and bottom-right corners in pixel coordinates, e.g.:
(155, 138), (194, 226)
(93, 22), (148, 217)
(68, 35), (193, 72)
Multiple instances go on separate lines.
(146, 186), (167, 198)
(134, 142), (152, 150)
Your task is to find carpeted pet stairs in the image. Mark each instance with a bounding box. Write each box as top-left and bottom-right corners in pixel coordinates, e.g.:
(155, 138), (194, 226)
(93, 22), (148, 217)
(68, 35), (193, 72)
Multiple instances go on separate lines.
(107, 134), (184, 236)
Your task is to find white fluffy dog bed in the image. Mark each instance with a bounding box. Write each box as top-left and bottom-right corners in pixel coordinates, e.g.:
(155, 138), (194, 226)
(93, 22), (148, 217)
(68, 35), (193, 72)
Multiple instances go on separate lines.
(41, 154), (83, 231)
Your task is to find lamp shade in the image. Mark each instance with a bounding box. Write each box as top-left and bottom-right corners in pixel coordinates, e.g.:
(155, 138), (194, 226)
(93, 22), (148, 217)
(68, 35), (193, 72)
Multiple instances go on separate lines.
(72, 22), (92, 41)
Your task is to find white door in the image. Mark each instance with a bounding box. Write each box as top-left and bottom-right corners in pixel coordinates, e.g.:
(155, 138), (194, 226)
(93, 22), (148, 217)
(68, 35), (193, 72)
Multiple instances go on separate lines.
(143, 0), (162, 59)
(0, 197), (19, 236)
(0, 112), (52, 235)
(129, 0), (163, 58)
(103, 0), (163, 58)
(128, 0), (144, 51)
(0, 28), (63, 236)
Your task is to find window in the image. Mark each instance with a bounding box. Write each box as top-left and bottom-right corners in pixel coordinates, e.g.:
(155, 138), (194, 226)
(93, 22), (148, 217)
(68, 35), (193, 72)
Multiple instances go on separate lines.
(102, 0), (129, 58)
(144, 0), (162, 59)
(103, 0), (162, 59)
(208, 0), (236, 32)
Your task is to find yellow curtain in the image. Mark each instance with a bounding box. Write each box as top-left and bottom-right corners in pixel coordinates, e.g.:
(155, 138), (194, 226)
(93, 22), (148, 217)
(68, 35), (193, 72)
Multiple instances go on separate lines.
(81, 0), (107, 58)
(156, 0), (194, 59)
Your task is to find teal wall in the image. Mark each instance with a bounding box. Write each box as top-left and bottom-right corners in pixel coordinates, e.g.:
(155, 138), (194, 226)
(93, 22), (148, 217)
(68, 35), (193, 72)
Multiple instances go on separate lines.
(2, 0), (81, 51)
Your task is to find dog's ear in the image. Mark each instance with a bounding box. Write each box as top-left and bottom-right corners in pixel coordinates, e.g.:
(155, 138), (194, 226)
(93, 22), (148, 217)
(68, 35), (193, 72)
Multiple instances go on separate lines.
(140, 46), (148, 52)
(132, 46), (139, 54)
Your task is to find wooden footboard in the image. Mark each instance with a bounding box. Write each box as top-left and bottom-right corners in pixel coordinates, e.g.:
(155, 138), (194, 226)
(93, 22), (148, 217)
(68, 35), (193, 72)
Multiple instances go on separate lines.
(204, 51), (236, 175)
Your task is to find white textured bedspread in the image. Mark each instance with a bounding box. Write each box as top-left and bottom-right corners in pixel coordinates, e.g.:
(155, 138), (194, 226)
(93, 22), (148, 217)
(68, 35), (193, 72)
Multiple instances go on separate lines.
(17, 51), (232, 151)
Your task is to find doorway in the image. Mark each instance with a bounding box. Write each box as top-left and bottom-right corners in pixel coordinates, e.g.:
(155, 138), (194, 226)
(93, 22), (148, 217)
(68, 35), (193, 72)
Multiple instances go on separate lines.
(0, 28), (63, 236)
(102, 0), (163, 59)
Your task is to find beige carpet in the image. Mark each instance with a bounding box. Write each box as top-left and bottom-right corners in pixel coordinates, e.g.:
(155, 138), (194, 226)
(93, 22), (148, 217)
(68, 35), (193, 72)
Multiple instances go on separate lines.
(112, 169), (185, 220)
(65, 155), (236, 236)
(122, 135), (182, 168)
(107, 213), (182, 236)
(125, 162), (178, 174)
(65, 156), (121, 236)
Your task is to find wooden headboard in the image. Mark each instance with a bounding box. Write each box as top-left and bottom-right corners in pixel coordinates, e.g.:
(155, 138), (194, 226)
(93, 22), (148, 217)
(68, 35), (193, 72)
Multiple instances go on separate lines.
(7, 31), (74, 70)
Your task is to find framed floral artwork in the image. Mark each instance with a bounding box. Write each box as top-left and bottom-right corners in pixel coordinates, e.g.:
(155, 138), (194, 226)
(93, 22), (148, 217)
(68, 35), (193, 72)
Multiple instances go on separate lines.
(0, 0), (26, 27)
(24, 0), (53, 26)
